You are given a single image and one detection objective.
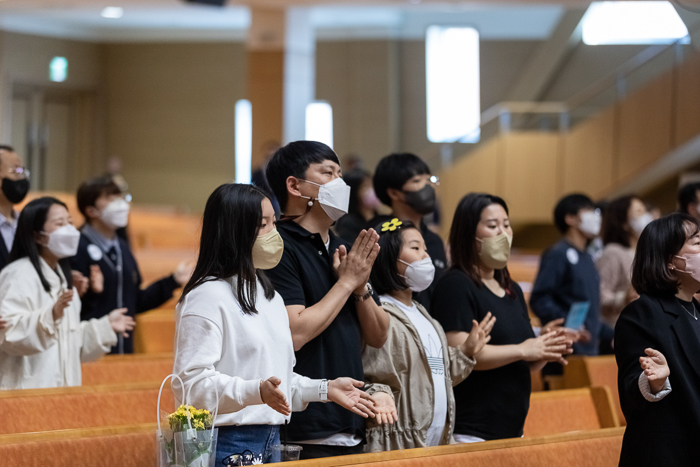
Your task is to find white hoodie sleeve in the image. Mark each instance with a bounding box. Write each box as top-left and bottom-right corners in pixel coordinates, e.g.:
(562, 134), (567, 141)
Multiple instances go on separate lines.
(0, 282), (57, 356)
(173, 313), (264, 414)
(290, 372), (323, 412)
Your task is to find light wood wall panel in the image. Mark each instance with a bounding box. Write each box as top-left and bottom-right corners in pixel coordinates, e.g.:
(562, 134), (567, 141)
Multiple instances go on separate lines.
(248, 50), (284, 169)
(316, 40), (399, 169)
(617, 72), (673, 182)
(439, 138), (501, 237)
(563, 106), (616, 198)
(502, 132), (561, 224)
(675, 53), (700, 147)
(104, 43), (246, 212)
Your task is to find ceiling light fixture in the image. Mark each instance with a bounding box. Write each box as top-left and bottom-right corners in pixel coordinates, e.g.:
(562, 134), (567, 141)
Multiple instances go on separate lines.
(101, 7), (124, 19)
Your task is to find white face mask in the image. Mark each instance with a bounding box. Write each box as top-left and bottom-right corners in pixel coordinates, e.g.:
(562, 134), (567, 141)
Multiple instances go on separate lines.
(43, 225), (81, 259)
(399, 257), (435, 292)
(629, 213), (653, 236)
(579, 210), (602, 238)
(100, 198), (130, 229)
(300, 178), (351, 222)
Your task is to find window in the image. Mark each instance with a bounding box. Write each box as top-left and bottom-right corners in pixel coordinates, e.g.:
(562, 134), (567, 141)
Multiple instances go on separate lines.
(235, 99), (252, 184)
(426, 26), (480, 143)
(582, 2), (689, 45)
(49, 57), (68, 83)
(305, 101), (334, 149)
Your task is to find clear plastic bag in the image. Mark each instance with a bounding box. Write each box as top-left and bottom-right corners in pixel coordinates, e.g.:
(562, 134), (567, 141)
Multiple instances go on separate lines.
(157, 374), (219, 467)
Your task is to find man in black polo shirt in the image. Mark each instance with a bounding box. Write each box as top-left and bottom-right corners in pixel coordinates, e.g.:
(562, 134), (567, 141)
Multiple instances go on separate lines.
(265, 141), (392, 459)
(371, 153), (447, 309)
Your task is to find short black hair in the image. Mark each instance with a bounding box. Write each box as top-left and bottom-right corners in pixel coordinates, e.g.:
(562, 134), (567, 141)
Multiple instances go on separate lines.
(8, 197), (73, 293)
(553, 193), (595, 234)
(265, 141), (340, 212)
(76, 176), (122, 219)
(0, 145), (15, 164)
(602, 195), (640, 248)
(632, 213), (700, 296)
(373, 153), (431, 207)
(677, 182), (700, 214)
(181, 184), (275, 314)
(370, 221), (419, 295)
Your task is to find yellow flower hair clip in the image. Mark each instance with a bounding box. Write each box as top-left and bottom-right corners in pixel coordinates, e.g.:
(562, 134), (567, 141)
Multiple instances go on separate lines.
(381, 218), (403, 232)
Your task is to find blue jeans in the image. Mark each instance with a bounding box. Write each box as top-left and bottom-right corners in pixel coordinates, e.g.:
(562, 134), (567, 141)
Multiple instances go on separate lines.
(216, 424), (280, 466)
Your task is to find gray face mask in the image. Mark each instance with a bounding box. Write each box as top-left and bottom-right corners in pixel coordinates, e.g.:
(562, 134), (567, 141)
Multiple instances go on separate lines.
(403, 185), (436, 215)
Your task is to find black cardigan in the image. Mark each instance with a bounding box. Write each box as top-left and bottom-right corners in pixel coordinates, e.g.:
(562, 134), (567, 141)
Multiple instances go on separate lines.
(615, 293), (700, 466)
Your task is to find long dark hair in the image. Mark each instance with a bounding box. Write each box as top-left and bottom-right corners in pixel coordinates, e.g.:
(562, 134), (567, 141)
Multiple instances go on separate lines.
(370, 221), (418, 295)
(632, 213), (700, 296)
(602, 195), (639, 248)
(9, 197), (74, 293)
(449, 193), (515, 297)
(180, 184), (275, 314)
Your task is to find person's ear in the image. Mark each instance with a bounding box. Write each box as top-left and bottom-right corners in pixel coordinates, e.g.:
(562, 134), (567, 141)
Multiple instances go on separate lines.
(85, 205), (101, 221)
(33, 231), (47, 246)
(286, 176), (303, 199)
(564, 213), (579, 228)
(387, 188), (403, 204)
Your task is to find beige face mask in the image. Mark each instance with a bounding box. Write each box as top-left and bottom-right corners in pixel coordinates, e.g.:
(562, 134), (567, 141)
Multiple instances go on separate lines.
(252, 229), (284, 270)
(477, 232), (512, 270)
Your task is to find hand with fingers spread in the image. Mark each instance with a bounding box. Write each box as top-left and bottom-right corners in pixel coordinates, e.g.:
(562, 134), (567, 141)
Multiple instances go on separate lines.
(71, 271), (89, 297)
(333, 229), (381, 295)
(461, 312), (496, 357)
(520, 330), (572, 364)
(541, 317), (582, 343)
(368, 391), (398, 425)
(640, 348), (670, 394)
(52, 290), (73, 321)
(108, 308), (135, 338)
(328, 378), (378, 419)
(260, 376), (291, 416)
(89, 264), (104, 294)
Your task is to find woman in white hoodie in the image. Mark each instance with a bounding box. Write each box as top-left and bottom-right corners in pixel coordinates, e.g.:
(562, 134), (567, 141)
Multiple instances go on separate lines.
(0, 197), (134, 390)
(173, 184), (379, 465)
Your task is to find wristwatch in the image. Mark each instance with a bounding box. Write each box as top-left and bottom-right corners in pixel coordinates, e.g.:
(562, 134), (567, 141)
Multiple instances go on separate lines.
(353, 282), (373, 302)
(319, 379), (329, 402)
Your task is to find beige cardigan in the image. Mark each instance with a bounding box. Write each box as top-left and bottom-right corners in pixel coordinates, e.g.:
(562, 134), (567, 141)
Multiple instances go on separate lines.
(362, 299), (475, 452)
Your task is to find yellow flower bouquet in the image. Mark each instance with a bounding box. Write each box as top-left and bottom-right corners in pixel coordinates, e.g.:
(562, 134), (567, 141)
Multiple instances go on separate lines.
(158, 375), (219, 467)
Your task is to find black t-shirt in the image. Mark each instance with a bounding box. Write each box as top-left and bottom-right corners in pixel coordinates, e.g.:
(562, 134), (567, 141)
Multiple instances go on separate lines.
(266, 220), (378, 442)
(430, 269), (535, 440)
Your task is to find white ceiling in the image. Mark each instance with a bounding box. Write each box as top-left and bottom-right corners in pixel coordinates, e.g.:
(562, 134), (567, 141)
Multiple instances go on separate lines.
(0, 1), (570, 42)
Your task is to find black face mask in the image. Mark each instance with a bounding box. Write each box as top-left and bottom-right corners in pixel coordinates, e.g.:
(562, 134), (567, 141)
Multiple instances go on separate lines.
(1, 177), (30, 204)
(403, 184), (436, 215)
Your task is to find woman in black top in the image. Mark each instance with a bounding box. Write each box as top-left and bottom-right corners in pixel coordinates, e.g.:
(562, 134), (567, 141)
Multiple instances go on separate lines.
(615, 213), (700, 466)
(431, 193), (571, 441)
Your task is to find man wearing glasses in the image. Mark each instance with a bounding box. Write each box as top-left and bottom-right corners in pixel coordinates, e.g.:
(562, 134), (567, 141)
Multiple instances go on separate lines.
(0, 145), (30, 272)
(371, 153), (446, 309)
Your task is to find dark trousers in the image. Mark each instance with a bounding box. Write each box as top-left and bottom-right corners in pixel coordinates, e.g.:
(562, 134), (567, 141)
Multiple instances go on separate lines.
(296, 442), (365, 460)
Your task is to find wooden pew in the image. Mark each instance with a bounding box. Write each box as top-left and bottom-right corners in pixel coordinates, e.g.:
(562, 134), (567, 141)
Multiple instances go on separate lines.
(561, 355), (625, 425)
(81, 353), (173, 386)
(292, 428), (625, 467)
(0, 426), (625, 467)
(0, 383), (173, 435)
(523, 387), (619, 437)
(134, 309), (176, 354)
(0, 423), (156, 467)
